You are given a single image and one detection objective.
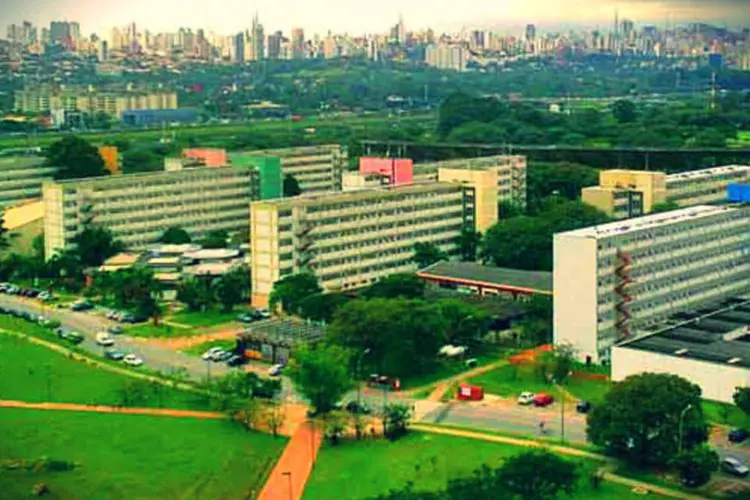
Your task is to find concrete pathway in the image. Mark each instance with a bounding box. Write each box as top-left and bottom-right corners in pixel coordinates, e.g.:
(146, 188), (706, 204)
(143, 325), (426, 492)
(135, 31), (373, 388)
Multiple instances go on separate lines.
(258, 421), (323, 500)
(407, 359), (511, 400)
(0, 399), (224, 420)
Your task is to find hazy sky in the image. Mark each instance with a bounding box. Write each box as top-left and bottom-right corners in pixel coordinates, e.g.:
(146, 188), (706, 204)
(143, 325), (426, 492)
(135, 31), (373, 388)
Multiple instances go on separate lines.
(1, 0), (749, 36)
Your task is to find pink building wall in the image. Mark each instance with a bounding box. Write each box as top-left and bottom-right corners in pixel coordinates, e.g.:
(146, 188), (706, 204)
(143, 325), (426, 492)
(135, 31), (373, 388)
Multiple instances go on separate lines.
(182, 148), (228, 167)
(359, 157), (413, 186)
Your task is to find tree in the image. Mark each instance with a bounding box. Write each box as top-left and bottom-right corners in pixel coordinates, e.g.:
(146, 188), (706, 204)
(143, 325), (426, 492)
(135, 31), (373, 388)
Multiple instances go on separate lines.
(497, 450), (578, 500)
(672, 444), (719, 487)
(362, 273), (425, 300)
(71, 225), (123, 267)
(323, 410), (349, 445)
(536, 343), (577, 385)
(176, 278), (205, 312)
(457, 229), (482, 262)
(288, 344), (353, 415)
(650, 201), (680, 214)
(200, 230), (229, 249)
(436, 299), (488, 346)
(612, 99), (637, 124)
(263, 401), (285, 437)
(413, 242), (447, 269)
(269, 273), (322, 315)
(298, 293), (349, 323)
(283, 174), (302, 197)
(384, 403), (412, 440)
(587, 373), (709, 467)
(0, 214), (8, 249)
(47, 136), (108, 180)
(733, 387), (750, 417)
(215, 266), (251, 313)
(119, 379), (150, 407)
(159, 227), (192, 244)
(517, 295), (553, 346)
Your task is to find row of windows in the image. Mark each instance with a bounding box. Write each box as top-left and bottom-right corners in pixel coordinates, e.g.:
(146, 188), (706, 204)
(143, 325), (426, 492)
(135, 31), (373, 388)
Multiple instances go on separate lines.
(318, 258), (414, 282)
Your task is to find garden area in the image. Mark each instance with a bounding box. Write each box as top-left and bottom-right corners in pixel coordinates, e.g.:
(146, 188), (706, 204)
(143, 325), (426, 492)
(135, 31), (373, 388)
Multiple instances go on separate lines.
(303, 432), (664, 500)
(0, 408), (286, 499)
(0, 333), (211, 410)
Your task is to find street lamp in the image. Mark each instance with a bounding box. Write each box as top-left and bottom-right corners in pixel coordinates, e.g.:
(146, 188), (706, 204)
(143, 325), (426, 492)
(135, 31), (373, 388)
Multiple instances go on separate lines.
(356, 348), (371, 409)
(678, 403), (694, 455)
(281, 471), (293, 500)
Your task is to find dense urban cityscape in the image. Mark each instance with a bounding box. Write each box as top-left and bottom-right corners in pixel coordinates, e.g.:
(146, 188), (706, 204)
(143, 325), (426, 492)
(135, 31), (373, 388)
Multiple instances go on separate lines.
(2, 2), (750, 499)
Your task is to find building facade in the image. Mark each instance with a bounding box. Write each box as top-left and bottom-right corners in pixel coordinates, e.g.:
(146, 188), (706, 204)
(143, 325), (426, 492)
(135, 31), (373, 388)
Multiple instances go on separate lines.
(425, 44), (469, 71)
(43, 166), (259, 259)
(554, 205), (750, 363)
(234, 144), (346, 194)
(0, 155), (56, 208)
(250, 182), (481, 306)
(582, 166), (750, 219)
(413, 155), (527, 210)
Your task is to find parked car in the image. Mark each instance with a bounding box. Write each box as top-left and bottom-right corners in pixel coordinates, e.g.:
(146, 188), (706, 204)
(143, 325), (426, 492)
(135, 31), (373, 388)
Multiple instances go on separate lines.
(104, 349), (125, 361)
(71, 300), (94, 312)
(106, 310), (120, 320)
(226, 355), (246, 367)
(123, 354), (143, 367)
(107, 326), (124, 335)
(576, 401), (592, 414)
(56, 327), (84, 345)
(0, 282), (9, 292)
(215, 350), (234, 362)
(202, 347), (224, 361)
(26, 289), (40, 298)
(256, 308), (271, 319)
(729, 429), (749, 443)
(38, 292), (56, 302)
(120, 313), (146, 324)
(236, 312), (256, 323)
(6, 285), (20, 295)
(268, 364), (284, 377)
(722, 457), (750, 477)
(534, 393), (555, 407)
(517, 392), (535, 405)
(345, 401), (371, 415)
(95, 332), (115, 346)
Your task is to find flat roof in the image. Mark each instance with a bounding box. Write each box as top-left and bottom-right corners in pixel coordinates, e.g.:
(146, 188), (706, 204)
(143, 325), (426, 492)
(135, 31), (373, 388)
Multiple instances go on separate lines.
(417, 261), (552, 294)
(559, 205), (736, 239)
(666, 165), (750, 182)
(148, 244), (201, 255)
(147, 257), (181, 266)
(183, 249), (240, 260)
(618, 297), (750, 369)
(101, 253), (141, 267)
(184, 262), (242, 276)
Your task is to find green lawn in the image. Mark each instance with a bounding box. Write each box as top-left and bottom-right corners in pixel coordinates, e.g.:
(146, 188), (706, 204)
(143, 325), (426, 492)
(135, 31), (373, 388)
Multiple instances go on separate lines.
(0, 332), (211, 410)
(703, 400), (748, 428)
(0, 408), (285, 500)
(183, 339), (237, 357)
(399, 346), (512, 390)
(304, 432), (664, 500)
(564, 377), (612, 405)
(124, 322), (197, 338)
(169, 308), (247, 328)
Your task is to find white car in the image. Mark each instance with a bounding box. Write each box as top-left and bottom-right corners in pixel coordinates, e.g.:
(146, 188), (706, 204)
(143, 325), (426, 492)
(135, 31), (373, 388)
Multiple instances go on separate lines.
(518, 392), (536, 405)
(123, 354), (143, 367)
(202, 347), (225, 361)
(256, 308), (271, 319)
(268, 364), (284, 377)
(95, 332), (115, 346)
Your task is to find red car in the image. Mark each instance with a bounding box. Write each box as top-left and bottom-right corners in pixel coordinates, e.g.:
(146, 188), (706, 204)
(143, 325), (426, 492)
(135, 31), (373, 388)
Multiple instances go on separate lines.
(533, 393), (555, 407)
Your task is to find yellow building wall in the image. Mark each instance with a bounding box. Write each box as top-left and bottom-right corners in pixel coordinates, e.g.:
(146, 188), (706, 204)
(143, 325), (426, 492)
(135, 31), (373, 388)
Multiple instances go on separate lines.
(581, 186), (616, 215)
(3, 200), (44, 230)
(98, 146), (120, 174)
(598, 170), (667, 213)
(437, 167), (498, 233)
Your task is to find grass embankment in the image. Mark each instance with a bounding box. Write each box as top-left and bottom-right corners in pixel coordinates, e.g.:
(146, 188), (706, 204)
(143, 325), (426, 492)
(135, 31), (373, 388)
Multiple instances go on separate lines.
(304, 432), (663, 500)
(0, 327), (210, 410)
(0, 408), (286, 499)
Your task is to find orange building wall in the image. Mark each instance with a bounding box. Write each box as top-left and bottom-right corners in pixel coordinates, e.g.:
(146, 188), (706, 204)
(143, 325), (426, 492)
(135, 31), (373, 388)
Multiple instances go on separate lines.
(98, 146), (120, 174)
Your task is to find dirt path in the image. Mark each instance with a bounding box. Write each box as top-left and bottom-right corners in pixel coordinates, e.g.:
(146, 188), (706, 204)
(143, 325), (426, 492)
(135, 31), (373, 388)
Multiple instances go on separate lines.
(130, 328), (243, 351)
(412, 424), (705, 500)
(0, 399), (224, 419)
(421, 360), (510, 401)
(258, 421), (323, 500)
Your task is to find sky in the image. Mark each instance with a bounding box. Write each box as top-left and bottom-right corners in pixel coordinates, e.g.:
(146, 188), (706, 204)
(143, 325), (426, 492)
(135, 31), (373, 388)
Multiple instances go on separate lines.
(1, 0), (749, 37)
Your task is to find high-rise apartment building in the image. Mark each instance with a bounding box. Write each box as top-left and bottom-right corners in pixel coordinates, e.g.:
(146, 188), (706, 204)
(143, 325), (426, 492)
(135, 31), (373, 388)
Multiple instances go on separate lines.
(0, 156), (56, 208)
(291, 28), (305, 59)
(251, 14), (264, 61)
(525, 24), (537, 41)
(582, 166), (750, 219)
(554, 205), (750, 362)
(233, 145), (346, 194)
(413, 155), (527, 210)
(250, 182), (483, 306)
(43, 166), (259, 258)
(267, 31), (282, 59)
(425, 44), (469, 72)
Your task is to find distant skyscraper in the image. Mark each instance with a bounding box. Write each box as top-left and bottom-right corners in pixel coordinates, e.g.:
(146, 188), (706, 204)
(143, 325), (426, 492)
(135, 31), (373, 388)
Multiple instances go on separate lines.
(470, 30), (485, 50)
(49, 21), (67, 44)
(233, 32), (245, 62)
(98, 40), (108, 61)
(621, 19), (635, 39)
(251, 13), (264, 61)
(292, 28), (305, 59)
(267, 31), (282, 59)
(525, 24), (536, 41)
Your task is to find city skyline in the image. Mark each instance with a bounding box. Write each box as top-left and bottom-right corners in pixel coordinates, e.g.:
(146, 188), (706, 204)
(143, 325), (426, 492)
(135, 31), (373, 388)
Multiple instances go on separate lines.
(2, 0), (750, 38)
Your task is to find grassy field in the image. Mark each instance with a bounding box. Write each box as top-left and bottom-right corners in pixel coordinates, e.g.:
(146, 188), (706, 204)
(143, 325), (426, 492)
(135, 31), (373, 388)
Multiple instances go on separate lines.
(169, 308), (246, 328)
(124, 322), (197, 338)
(0, 408), (286, 499)
(0, 331), (211, 410)
(304, 432), (664, 500)
(468, 364), (611, 404)
(399, 346), (512, 390)
(703, 400), (748, 428)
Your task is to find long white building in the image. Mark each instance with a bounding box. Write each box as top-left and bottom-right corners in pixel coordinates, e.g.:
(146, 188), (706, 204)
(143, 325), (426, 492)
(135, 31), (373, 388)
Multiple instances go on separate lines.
(554, 205), (750, 363)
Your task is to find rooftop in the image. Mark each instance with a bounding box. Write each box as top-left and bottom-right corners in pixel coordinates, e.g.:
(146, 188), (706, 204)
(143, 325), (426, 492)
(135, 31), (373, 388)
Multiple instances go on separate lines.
(559, 205), (736, 239)
(148, 244), (201, 255)
(417, 261), (553, 294)
(184, 261), (243, 276)
(183, 249), (241, 261)
(667, 165), (750, 182)
(618, 297), (750, 369)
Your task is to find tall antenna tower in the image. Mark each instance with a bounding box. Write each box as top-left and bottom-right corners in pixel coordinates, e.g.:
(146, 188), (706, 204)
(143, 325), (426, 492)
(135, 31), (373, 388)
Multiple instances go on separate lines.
(710, 71), (717, 111)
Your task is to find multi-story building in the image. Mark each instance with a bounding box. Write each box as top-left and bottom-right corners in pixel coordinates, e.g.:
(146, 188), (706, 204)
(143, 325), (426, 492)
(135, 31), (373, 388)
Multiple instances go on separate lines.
(413, 155), (527, 210)
(14, 86), (178, 118)
(0, 155), (56, 208)
(233, 145), (346, 194)
(250, 181), (488, 306)
(43, 166), (259, 259)
(554, 205), (750, 363)
(582, 166), (750, 219)
(425, 44), (469, 72)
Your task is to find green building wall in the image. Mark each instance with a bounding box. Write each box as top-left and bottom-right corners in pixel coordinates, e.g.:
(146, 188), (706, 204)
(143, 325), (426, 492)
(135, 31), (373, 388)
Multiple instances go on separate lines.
(230, 154), (282, 200)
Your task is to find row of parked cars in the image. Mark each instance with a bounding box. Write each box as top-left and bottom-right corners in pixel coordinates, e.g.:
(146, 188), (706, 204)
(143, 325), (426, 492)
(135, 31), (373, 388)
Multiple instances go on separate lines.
(0, 283), (55, 302)
(105, 310), (147, 324)
(517, 391), (592, 413)
(201, 347), (247, 368)
(236, 309), (271, 323)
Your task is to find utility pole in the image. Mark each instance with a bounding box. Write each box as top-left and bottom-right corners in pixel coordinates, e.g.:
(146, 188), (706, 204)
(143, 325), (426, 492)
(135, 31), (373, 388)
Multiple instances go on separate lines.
(560, 385), (565, 444)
